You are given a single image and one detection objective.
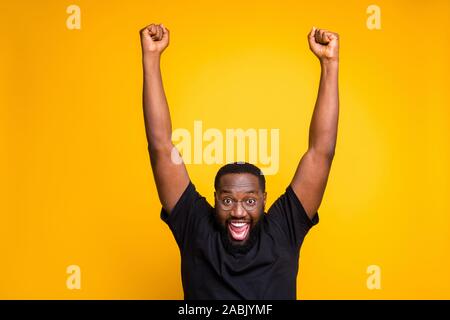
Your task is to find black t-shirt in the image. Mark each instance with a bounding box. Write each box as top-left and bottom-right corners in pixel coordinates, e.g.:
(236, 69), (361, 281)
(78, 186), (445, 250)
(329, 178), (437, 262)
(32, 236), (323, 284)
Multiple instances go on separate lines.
(160, 181), (319, 300)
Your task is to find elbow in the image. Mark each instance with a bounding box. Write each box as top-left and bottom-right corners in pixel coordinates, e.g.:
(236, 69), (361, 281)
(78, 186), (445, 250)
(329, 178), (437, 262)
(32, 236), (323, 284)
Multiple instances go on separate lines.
(322, 150), (335, 163)
(146, 131), (173, 154)
(147, 141), (174, 155)
(308, 131), (337, 161)
(325, 146), (336, 160)
(309, 145), (336, 162)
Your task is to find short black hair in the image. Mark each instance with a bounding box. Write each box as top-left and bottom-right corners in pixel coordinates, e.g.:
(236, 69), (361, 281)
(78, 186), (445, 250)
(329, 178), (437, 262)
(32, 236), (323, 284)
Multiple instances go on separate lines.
(214, 162), (266, 192)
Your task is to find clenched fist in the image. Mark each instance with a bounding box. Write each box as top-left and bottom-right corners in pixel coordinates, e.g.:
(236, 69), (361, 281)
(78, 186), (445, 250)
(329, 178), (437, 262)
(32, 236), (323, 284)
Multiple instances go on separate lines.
(308, 27), (339, 63)
(140, 23), (169, 57)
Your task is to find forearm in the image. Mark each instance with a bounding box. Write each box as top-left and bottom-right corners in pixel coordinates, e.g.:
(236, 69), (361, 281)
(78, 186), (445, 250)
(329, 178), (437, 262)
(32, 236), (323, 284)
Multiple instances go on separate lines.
(142, 55), (173, 152)
(308, 60), (339, 157)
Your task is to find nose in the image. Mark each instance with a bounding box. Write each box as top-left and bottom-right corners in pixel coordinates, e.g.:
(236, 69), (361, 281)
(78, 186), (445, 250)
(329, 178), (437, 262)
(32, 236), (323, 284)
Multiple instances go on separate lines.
(231, 201), (247, 218)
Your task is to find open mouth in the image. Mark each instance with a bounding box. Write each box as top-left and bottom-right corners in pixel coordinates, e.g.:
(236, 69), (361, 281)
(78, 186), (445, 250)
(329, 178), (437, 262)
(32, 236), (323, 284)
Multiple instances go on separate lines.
(227, 221), (250, 241)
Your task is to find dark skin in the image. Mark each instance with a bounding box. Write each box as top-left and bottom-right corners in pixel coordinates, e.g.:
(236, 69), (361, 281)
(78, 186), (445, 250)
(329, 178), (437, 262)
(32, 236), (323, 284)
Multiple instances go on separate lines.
(214, 173), (266, 244)
(140, 24), (339, 243)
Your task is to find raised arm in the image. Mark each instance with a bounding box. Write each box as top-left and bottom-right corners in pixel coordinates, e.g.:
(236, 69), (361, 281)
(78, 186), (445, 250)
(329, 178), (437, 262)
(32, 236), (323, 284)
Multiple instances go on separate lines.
(290, 27), (339, 220)
(140, 23), (189, 213)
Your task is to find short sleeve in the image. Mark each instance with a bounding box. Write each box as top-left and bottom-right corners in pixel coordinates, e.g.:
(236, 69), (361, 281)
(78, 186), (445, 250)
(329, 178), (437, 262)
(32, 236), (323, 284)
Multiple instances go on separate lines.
(160, 181), (211, 251)
(266, 185), (319, 249)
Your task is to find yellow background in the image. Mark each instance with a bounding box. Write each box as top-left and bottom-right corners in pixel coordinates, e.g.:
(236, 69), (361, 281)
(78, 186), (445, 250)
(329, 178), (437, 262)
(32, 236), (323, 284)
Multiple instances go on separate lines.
(1, 0), (449, 299)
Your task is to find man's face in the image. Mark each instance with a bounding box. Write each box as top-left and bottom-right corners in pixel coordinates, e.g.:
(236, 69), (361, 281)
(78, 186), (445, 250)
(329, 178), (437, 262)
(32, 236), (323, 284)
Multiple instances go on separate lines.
(214, 173), (266, 245)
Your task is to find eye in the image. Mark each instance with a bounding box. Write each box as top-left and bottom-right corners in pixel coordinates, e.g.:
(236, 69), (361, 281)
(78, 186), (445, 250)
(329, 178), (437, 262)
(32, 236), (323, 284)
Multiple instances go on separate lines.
(222, 198), (233, 206)
(245, 198), (257, 206)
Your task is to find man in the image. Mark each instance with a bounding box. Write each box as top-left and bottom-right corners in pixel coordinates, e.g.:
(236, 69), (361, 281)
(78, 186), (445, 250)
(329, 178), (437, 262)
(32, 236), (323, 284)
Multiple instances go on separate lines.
(139, 23), (339, 299)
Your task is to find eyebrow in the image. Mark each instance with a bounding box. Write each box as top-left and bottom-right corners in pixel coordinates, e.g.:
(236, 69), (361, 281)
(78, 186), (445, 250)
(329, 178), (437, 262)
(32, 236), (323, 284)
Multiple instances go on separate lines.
(219, 189), (257, 194)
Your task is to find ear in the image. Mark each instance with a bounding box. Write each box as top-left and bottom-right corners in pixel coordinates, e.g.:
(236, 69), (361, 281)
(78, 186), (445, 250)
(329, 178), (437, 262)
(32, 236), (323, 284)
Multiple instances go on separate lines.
(263, 192), (267, 206)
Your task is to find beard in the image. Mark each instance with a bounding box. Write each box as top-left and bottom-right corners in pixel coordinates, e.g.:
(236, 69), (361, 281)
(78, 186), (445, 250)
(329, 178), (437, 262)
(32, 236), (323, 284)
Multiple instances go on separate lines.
(213, 211), (264, 255)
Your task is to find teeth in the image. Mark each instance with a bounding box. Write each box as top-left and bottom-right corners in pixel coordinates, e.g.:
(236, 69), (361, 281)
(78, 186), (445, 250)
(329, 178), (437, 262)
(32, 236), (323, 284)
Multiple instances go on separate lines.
(231, 222), (247, 227)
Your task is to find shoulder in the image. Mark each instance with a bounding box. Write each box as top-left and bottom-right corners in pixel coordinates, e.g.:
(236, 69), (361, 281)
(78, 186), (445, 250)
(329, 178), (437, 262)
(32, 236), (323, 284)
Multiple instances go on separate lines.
(161, 181), (212, 223)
